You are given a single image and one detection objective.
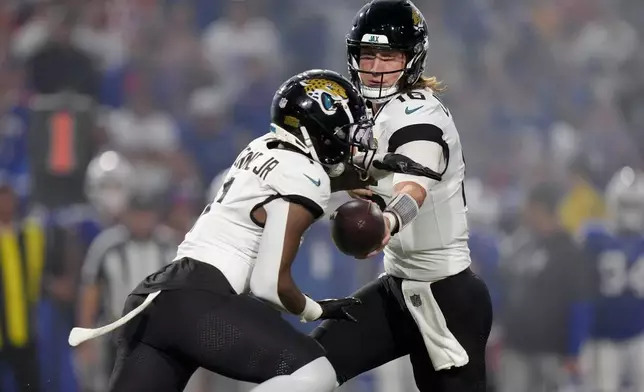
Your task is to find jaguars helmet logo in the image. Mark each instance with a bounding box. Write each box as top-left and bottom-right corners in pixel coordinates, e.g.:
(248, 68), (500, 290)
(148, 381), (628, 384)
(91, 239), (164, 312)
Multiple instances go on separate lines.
(411, 7), (422, 29)
(300, 79), (349, 114)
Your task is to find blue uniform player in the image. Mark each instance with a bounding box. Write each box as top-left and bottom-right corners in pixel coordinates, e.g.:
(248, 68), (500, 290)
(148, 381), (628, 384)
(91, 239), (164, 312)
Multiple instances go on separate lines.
(580, 167), (644, 392)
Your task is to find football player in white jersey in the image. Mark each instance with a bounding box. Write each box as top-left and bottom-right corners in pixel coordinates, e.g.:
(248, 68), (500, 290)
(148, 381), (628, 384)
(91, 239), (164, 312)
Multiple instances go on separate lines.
(311, 1), (493, 391)
(70, 70), (382, 392)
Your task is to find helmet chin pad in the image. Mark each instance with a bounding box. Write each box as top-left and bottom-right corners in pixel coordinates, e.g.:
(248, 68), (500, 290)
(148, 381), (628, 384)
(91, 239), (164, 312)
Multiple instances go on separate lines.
(358, 67), (405, 103)
(361, 83), (400, 103)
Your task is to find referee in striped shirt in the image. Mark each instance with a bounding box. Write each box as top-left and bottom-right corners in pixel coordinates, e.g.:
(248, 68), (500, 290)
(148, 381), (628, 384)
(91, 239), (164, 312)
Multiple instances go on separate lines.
(75, 194), (176, 391)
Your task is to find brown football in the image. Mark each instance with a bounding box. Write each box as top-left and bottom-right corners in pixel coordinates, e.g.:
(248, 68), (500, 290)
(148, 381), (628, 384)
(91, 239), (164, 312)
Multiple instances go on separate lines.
(330, 199), (386, 257)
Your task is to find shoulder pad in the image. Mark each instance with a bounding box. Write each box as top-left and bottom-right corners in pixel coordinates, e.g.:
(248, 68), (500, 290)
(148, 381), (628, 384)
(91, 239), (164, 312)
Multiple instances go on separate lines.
(267, 153), (331, 217)
(383, 88), (450, 126)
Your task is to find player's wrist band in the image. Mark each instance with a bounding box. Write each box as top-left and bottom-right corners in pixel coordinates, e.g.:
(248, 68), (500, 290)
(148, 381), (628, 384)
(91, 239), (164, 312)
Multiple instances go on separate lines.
(384, 193), (419, 235)
(383, 212), (398, 234)
(300, 295), (323, 323)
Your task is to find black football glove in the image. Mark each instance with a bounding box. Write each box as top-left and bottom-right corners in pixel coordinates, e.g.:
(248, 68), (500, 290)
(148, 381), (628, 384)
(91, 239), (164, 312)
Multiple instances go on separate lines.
(372, 153), (442, 181)
(317, 297), (362, 322)
(329, 165), (377, 193)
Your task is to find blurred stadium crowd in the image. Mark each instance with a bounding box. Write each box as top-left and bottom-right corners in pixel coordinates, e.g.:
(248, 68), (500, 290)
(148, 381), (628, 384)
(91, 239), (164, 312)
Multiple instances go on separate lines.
(0, 0), (643, 391)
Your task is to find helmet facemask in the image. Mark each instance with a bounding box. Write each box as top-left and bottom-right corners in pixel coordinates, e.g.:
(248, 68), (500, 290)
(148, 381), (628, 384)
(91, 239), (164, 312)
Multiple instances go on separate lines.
(347, 39), (428, 104)
(302, 96), (376, 178)
(336, 112), (377, 179)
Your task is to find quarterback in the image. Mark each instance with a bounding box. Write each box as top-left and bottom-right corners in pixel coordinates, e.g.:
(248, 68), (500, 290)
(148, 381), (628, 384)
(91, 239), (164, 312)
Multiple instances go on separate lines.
(312, 1), (493, 391)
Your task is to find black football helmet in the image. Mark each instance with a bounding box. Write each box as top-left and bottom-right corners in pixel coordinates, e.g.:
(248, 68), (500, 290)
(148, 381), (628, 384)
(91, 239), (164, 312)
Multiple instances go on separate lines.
(270, 69), (376, 177)
(347, 0), (429, 103)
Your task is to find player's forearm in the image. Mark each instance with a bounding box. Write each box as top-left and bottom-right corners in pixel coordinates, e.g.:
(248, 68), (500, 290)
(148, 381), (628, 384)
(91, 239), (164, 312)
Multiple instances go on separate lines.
(380, 181), (425, 235)
(250, 269), (287, 312)
(252, 268), (322, 320)
(250, 198), (320, 317)
(250, 201), (290, 311)
(382, 139), (441, 234)
(277, 273), (306, 314)
(250, 247), (292, 313)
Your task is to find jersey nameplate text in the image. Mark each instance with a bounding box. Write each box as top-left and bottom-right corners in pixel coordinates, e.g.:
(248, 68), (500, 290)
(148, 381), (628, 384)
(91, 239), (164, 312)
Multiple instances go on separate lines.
(232, 148), (280, 181)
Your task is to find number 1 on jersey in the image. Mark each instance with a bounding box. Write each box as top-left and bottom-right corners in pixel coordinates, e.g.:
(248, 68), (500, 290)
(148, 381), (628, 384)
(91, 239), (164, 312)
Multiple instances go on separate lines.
(216, 177), (236, 204)
(187, 177), (235, 234)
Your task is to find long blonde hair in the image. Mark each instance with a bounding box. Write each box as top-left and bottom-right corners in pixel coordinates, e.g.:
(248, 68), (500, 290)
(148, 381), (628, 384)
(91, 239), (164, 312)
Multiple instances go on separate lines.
(412, 76), (446, 93)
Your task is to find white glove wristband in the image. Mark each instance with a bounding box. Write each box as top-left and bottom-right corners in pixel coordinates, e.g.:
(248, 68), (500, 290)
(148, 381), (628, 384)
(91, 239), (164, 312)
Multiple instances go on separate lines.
(383, 211), (398, 234)
(299, 296), (323, 323)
